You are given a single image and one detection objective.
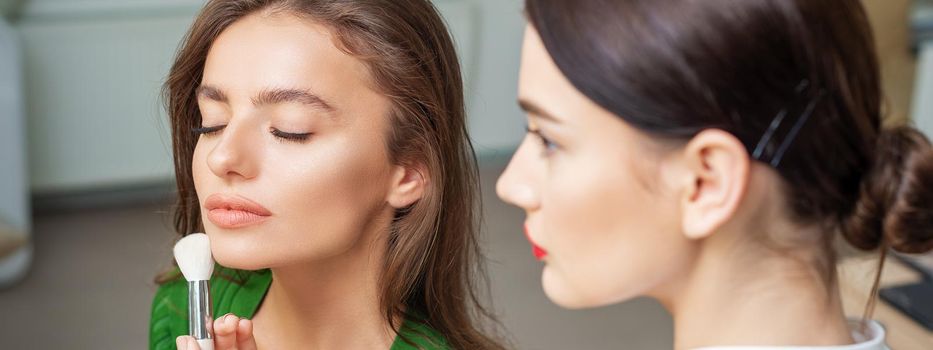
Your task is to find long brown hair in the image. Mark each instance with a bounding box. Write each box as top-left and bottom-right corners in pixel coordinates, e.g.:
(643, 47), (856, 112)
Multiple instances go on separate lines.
(161, 1), (503, 348)
(526, 0), (933, 317)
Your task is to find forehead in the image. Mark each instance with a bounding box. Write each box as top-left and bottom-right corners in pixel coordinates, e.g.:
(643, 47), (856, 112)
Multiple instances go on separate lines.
(518, 25), (573, 107)
(202, 12), (373, 99)
(517, 25), (651, 145)
(518, 25), (604, 125)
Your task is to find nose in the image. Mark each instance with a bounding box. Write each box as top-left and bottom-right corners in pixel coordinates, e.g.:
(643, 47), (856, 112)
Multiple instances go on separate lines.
(496, 135), (541, 211)
(205, 121), (260, 181)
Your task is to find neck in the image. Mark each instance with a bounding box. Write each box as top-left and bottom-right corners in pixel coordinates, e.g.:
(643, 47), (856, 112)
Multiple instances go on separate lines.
(656, 229), (853, 350)
(251, 218), (396, 349)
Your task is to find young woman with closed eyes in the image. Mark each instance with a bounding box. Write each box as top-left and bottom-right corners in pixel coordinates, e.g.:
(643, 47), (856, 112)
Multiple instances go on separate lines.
(148, 1), (504, 349)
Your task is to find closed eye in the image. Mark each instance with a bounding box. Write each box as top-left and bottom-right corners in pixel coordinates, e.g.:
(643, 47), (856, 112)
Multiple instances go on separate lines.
(192, 125), (226, 136)
(271, 128), (312, 143)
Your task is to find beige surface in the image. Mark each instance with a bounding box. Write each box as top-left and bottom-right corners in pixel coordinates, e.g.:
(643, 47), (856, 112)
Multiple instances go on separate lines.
(0, 221), (26, 258)
(864, 0), (918, 124)
(839, 257), (933, 350)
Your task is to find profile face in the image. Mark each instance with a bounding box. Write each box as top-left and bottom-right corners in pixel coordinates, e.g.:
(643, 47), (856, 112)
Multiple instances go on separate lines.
(497, 26), (695, 308)
(192, 12), (399, 270)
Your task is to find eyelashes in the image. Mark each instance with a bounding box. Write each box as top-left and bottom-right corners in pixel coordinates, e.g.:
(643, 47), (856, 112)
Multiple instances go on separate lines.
(526, 125), (559, 155)
(191, 125), (312, 143)
(269, 128), (311, 142)
(192, 125), (225, 136)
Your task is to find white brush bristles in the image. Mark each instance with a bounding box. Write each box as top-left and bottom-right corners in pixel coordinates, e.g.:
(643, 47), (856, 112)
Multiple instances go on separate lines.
(173, 233), (214, 282)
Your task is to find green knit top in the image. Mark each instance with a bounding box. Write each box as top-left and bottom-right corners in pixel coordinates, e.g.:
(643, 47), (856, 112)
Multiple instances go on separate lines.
(149, 268), (448, 350)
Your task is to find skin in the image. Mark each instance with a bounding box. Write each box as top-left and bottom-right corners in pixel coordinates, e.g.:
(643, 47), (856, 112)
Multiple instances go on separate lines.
(496, 25), (854, 349)
(177, 11), (426, 350)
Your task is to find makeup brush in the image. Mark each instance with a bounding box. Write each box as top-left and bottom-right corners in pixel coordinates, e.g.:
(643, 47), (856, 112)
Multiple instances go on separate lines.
(173, 233), (215, 350)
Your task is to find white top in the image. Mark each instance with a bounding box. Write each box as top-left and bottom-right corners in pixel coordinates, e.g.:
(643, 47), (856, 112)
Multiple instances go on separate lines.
(692, 320), (888, 350)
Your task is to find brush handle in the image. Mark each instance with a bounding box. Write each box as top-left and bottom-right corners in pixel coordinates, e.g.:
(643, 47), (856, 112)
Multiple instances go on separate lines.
(188, 280), (213, 342)
(196, 338), (214, 350)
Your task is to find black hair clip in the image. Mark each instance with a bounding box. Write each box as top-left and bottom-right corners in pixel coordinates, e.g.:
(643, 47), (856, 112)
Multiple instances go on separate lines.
(751, 79), (827, 167)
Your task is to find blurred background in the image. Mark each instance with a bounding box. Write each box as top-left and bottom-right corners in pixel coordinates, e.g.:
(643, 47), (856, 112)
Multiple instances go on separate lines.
(0, 0), (931, 348)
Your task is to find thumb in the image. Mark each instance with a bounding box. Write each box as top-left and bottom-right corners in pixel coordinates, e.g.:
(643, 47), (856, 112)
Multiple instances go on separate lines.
(236, 319), (259, 350)
(196, 338), (214, 350)
(176, 336), (202, 350)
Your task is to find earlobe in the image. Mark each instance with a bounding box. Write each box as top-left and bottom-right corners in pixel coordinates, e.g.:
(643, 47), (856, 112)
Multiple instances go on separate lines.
(387, 164), (428, 209)
(679, 130), (750, 240)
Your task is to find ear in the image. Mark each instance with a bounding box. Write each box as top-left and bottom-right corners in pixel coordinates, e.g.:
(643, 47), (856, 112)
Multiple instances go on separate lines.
(679, 129), (750, 240)
(386, 162), (428, 209)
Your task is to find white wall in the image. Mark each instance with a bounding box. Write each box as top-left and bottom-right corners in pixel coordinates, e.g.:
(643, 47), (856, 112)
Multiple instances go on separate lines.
(0, 15), (32, 286)
(913, 42), (933, 137)
(0, 17), (29, 232)
(460, 0), (525, 155)
(18, 0), (200, 193)
(16, 0), (526, 193)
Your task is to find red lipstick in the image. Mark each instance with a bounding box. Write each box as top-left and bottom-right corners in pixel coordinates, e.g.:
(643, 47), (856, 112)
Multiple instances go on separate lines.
(524, 225), (547, 260)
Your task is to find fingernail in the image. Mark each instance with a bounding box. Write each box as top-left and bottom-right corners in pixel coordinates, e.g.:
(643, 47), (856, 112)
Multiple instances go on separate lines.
(176, 336), (188, 350)
(187, 337), (197, 349)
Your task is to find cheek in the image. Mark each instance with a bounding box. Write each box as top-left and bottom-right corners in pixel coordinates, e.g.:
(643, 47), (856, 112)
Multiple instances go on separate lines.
(221, 137), (394, 268)
(275, 139), (392, 235)
(191, 141), (210, 193)
(539, 152), (691, 308)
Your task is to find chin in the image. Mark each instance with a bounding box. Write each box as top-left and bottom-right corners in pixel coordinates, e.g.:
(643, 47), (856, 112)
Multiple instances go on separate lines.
(541, 264), (639, 310)
(212, 250), (269, 271)
(541, 265), (595, 309)
(207, 234), (273, 271)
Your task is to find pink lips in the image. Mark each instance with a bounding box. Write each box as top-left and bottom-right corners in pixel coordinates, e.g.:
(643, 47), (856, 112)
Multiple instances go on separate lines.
(204, 194), (272, 229)
(524, 225), (548, 260)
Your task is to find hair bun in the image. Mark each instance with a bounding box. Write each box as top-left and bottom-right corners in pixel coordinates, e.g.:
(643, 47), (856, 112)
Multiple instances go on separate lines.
(841, 126), (933, 254)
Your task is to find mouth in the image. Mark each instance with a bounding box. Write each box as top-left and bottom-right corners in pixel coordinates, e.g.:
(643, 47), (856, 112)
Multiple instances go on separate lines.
(524, 224), (548, 261)
(204, 194), (272, 229)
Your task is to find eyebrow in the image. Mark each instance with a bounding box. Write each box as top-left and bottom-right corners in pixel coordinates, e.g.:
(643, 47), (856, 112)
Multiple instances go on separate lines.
(196, 85), (228, 103)
(196, 85), (336, 112)
(518, 98), (561, 124)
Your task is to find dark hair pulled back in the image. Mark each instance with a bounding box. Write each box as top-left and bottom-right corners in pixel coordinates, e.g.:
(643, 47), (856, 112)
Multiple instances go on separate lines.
(525, 0), (933, 256)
